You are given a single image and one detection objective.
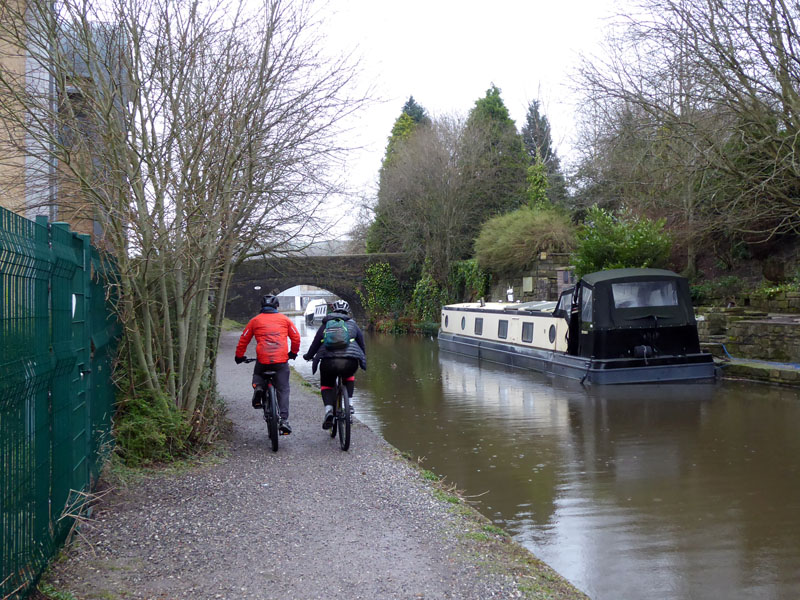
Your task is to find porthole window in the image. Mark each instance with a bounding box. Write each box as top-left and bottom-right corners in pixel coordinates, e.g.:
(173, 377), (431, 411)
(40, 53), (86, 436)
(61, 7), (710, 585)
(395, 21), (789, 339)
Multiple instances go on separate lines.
(549, 324), (556, 343)
(445, 315), (449, 327)
(461, 316), (466, 330)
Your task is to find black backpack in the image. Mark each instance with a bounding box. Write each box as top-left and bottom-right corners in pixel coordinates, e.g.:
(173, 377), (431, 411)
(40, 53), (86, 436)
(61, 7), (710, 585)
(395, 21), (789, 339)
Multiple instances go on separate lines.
(323, 318), (351, 350)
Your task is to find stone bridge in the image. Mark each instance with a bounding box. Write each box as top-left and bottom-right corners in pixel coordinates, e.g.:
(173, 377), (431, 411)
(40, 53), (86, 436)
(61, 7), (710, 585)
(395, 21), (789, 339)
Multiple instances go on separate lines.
(225, 253), (410, 322)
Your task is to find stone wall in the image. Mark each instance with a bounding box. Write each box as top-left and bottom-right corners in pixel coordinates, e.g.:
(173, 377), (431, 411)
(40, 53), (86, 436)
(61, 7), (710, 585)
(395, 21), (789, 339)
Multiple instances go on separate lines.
(697, 308), (800, 363)
(489, 253), (574, 302)
(748, 291), (800, 314)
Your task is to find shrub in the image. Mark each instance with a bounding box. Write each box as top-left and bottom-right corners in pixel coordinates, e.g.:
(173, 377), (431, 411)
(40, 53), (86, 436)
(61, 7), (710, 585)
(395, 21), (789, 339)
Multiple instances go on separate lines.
(572, 205), (672, 277)
(690, 275), (747, 305)
(411, 266), (446, 324)
(447, 259), (490, 303)
(750, 278), (800, 300)
(114, 387), (191, 466)
(474, 207), (575, 274)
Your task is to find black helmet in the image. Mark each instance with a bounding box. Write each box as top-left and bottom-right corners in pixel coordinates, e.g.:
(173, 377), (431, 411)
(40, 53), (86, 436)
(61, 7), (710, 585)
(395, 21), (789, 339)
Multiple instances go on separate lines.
(331, 299), (350, 314)
(261, 294), (279, 309)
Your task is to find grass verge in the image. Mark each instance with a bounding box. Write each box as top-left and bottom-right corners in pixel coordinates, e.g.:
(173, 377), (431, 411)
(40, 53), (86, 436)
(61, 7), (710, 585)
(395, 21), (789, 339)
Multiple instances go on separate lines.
(396, 449), (589, 600)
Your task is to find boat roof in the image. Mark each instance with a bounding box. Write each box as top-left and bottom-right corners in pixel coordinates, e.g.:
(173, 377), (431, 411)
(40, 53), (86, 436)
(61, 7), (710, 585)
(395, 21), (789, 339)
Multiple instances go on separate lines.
(443, 300), (557, 314)
(581, 268), (682, 286)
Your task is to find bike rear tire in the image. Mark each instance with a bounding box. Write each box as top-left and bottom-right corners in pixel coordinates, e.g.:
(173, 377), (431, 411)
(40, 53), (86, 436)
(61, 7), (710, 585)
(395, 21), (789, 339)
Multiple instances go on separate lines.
(265, 385), (279, 452)
(336, 381), (351, 451)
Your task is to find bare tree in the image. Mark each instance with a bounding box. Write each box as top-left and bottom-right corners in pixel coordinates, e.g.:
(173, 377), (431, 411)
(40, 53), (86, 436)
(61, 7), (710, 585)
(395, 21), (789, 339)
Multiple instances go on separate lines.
(377, 114), (496, 285)
(573, 0), (800, 271)
(0, 0), (363, 442)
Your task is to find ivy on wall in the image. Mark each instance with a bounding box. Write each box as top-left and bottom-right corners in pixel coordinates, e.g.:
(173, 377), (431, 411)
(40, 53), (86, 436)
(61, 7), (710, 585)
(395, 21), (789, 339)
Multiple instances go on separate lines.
(357, 262), (401, 320)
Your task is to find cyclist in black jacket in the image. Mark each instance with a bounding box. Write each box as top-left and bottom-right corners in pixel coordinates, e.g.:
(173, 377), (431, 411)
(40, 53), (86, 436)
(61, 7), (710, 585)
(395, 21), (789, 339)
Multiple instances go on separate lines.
(303, 300), (366, 429)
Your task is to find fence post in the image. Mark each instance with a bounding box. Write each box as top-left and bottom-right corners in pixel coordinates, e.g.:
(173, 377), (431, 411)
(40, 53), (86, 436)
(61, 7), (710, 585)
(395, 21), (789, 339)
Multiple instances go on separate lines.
(78, 233), (92, 489)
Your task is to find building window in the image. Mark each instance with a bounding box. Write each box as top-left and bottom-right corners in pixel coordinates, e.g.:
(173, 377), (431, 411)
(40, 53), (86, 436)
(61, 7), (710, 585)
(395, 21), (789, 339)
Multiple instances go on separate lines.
(474, 317), (483, 336)
(498, 320), (508, 339)
(522, 322), (533, 343)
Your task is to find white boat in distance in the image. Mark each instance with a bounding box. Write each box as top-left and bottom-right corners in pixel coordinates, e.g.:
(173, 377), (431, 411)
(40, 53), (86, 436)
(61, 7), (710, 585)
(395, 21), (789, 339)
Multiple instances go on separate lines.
(304, 299), (328, 324)
(438, 268), (717, 385)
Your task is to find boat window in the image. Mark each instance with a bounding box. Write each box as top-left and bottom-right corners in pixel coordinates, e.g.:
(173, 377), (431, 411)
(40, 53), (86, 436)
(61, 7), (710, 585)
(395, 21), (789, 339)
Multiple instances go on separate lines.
(521, 322), (533, 343)
(498, 320), (508, 339)
(612, 281), (678, 308)
(581, 287), (593, 323)
(445, 315), (449, 327)
(461, 316), (466, 330)
(556, 293), (570, 314)
(474, 318), (483, 335)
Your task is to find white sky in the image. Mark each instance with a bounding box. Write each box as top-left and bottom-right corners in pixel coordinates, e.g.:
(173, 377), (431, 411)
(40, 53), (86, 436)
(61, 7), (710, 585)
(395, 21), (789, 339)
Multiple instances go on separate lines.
(320, 0), (619, 204)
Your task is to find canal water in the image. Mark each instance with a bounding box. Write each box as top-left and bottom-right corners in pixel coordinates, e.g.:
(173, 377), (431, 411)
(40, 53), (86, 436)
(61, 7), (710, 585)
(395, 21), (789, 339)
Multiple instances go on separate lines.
(291, 317), (800, 600)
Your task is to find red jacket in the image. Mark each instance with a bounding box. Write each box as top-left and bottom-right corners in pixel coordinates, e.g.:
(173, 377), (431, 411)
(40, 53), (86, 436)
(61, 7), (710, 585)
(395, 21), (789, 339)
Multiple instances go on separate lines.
(236, 311), (300, 364)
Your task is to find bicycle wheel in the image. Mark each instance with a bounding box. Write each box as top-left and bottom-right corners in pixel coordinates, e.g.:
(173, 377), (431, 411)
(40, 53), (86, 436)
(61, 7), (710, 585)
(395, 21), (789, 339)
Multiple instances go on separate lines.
(265, 384), (279, 452)
(336, 381), (351, 451)
(329, 381), (338, 439)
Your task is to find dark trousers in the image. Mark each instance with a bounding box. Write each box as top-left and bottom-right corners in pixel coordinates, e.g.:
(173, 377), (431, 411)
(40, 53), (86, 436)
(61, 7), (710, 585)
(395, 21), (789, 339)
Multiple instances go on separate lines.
(319, 357), (358, 407)
(252, 361), (290, 420)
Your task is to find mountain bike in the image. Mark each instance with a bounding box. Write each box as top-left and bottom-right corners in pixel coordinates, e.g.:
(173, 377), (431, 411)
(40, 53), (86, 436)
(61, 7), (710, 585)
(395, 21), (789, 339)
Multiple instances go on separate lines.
(329, 374), (351, 451)
(242, 357), (282, 452)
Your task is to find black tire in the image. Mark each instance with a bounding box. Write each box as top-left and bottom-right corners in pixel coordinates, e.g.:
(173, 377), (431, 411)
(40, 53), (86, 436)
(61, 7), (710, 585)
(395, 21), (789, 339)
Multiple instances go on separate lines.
(337, 381), (351, 451)
(265, 385), (279, 452)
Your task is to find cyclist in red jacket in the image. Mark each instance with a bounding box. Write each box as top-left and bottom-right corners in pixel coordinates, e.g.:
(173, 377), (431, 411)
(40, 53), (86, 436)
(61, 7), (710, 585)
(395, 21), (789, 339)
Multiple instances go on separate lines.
(235, 295), (300, 434)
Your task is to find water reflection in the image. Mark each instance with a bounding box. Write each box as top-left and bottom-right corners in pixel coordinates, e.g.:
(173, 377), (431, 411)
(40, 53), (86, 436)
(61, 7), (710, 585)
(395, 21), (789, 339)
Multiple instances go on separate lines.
(291, 319), (800, 599)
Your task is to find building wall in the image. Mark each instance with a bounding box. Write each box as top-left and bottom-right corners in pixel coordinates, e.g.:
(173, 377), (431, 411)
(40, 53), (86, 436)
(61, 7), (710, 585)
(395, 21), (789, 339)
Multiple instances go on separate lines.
(0, 0), (28, 215)
(0, 12), (114, 239)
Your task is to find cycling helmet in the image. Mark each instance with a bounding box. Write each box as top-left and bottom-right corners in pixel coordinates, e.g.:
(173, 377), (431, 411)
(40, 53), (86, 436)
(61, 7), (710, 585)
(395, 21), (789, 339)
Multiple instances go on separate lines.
(331, 299), (350, 314)
(261, 294), (279, 309)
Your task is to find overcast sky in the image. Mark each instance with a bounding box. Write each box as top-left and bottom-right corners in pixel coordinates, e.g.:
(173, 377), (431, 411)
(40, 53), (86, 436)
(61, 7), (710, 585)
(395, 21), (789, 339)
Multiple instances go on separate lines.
(320, 0), (619, 203)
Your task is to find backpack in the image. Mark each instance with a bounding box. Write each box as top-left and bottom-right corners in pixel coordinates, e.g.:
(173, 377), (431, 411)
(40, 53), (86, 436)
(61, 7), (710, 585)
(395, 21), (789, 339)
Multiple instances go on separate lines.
(323, 318), (351, 350)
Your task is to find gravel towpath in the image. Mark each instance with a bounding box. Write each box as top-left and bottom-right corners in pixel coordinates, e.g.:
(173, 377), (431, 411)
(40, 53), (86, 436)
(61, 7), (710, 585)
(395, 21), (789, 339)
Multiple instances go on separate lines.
(40, 332), (588, 600)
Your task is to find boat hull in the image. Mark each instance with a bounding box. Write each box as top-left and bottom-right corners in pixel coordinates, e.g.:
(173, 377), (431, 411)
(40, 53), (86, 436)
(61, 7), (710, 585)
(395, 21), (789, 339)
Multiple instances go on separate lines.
(437, 332), (717, 384)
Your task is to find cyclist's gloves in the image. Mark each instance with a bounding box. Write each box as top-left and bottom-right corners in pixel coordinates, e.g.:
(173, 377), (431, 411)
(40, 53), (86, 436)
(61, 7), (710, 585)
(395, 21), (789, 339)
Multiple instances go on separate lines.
(288, 352), (297, 360)
(235, 355), (246, 364)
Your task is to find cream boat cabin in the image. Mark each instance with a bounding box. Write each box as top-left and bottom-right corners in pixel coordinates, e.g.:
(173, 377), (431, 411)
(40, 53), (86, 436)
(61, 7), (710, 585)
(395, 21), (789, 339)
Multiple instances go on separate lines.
(438, 268), (716, 384)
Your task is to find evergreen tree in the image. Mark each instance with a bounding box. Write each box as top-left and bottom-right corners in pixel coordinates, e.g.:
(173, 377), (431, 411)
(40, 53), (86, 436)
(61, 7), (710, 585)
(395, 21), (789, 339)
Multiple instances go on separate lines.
(521, 100), (567, 205)
(383, 112), (417, 166)
(402, 96), (428, 124)
(522, 100), (556, 165)
(460, 85), (528, 220)
(368, 96), (432, 253)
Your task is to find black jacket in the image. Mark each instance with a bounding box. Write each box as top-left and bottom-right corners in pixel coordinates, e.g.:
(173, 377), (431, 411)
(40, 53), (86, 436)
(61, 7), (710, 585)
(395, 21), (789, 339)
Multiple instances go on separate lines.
(304, 312), (366, 373)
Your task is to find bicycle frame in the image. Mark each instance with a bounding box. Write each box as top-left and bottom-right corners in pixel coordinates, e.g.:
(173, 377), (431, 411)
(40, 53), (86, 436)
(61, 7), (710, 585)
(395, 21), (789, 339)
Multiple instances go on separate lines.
(242, 358), (281, 452)
(330, 374), (351, 451)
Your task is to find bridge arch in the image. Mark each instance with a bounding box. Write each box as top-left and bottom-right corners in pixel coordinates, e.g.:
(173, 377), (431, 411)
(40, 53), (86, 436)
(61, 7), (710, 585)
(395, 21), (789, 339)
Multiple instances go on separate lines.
(225, 253), (409, 323)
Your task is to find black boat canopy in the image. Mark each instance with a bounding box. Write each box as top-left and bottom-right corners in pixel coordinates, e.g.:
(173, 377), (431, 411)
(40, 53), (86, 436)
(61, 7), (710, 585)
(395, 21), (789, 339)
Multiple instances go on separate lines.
(579, 268), (696, 331)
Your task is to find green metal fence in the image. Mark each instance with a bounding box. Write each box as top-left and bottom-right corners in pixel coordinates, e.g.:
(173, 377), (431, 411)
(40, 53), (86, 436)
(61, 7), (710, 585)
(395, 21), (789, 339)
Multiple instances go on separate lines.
(1, 207), (119, 599)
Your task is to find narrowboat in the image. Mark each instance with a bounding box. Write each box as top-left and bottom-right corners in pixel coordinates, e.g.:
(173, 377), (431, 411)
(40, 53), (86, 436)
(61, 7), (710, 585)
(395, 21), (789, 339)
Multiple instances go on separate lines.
(438, 268), (716, 384)
(304, 299), (328, 324)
